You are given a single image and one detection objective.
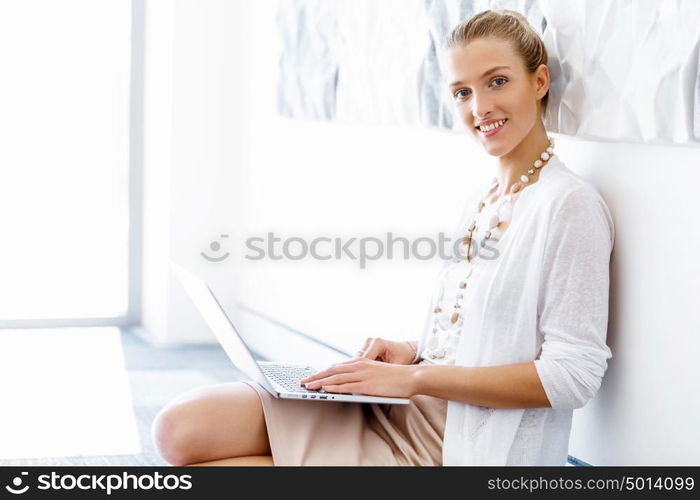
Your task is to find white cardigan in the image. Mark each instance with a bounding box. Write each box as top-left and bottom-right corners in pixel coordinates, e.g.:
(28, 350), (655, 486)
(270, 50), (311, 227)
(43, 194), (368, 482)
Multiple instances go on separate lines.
(416, 155), (615, 465)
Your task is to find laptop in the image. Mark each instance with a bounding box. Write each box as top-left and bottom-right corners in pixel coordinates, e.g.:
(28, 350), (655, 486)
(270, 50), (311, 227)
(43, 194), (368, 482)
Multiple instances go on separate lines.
(171, 262), (410, 405)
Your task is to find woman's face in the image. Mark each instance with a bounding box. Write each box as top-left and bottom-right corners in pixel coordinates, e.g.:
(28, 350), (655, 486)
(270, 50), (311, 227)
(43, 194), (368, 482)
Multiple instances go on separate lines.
(445, 37), (548, 157)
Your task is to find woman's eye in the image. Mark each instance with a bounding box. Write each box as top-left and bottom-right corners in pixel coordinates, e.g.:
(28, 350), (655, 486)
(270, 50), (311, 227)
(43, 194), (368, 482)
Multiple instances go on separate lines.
(454, 78), (507, 100)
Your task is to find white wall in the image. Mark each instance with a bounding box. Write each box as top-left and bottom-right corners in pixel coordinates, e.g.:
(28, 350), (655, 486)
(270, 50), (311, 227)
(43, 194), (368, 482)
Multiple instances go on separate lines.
(140, 0), (700, 464)
(142, 0), (252, 345)
(561, 137), (700, 465)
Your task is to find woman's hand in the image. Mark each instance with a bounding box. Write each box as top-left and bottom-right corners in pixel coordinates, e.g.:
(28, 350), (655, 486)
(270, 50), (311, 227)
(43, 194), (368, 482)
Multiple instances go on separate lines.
(298, 358), (419, 399)
(353, 337), (418, 365)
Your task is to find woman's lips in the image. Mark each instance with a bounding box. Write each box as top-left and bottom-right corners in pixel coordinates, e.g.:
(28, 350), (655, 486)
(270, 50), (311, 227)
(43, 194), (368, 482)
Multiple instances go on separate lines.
(477, 119), (507, 138)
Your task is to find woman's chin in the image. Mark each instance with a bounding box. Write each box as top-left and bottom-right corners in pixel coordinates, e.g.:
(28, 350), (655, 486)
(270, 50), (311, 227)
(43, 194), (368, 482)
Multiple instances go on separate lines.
(482, 136), (520, 158)
(468, 130), (512, 157)
(482, 143), (508, 157)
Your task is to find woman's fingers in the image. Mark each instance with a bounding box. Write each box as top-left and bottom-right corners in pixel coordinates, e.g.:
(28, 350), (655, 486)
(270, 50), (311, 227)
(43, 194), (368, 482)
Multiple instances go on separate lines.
(299, 359), (362, 385)
(300, 369), (332, 385)
(355, 337), (373, 357)
(321, 382), (364, 394)
(304, 373), (359, 390)
(363, 340), (386, 360)
(358, 337), (388, 361)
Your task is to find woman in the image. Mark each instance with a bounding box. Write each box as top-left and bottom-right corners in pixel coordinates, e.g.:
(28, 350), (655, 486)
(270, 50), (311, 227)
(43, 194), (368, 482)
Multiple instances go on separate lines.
(152, 9), (614, 466)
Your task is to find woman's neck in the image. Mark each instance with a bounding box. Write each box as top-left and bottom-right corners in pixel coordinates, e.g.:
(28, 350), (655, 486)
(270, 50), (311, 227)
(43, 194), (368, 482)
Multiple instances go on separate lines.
(492, 122), (551, 200)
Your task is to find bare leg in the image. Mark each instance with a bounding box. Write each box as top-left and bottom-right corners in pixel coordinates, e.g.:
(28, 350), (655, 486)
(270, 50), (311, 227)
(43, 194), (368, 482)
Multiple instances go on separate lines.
(189, 455), (274, 466)
(152, 381), (273, 466)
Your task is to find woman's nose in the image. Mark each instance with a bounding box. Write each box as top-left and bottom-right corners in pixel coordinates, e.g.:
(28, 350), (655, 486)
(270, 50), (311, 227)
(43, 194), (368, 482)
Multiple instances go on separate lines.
(471, 92), (493, 122)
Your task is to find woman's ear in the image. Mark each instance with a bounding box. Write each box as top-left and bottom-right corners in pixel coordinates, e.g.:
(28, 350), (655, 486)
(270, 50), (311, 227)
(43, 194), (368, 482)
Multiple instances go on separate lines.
(535, 63), (550, 100)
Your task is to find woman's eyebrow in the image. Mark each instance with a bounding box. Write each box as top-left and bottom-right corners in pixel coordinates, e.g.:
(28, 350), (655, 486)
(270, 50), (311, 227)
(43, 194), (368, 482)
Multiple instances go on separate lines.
(449, 65), (511, 88)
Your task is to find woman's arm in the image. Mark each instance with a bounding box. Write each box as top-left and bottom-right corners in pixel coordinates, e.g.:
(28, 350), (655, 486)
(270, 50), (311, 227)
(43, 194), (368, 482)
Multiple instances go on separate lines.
(410, 362), (551, 409)
(301, 356), (550, 407)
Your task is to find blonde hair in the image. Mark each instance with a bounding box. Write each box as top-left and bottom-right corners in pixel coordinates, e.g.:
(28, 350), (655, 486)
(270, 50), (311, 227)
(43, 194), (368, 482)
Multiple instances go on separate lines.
(445, 9), (549, 115)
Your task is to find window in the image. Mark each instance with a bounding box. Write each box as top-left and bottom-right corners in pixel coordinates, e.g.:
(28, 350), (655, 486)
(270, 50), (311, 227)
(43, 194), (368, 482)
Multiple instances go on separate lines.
(0, 0), (137, 324)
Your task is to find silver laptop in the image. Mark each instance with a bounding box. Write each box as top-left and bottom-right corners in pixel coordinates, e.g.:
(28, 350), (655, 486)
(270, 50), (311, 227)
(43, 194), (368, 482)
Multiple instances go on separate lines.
(171, 262), (410, 405)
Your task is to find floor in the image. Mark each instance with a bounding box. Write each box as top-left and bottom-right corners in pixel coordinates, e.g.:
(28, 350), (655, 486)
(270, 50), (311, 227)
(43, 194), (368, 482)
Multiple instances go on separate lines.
(0, 328), (245, 466)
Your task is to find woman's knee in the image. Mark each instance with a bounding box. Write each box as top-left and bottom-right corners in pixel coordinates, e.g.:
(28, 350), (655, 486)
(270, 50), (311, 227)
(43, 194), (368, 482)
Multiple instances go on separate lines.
(151, 403), (194, 465)
(150, 382), (269, 466)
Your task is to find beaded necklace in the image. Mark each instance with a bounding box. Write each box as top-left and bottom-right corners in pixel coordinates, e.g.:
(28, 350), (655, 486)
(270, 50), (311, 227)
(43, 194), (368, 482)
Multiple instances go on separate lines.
(424, 137), (555, 359)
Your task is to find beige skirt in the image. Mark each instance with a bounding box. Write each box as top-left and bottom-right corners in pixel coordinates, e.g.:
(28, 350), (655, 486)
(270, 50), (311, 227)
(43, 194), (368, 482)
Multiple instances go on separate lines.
(243, 380), (447, 466)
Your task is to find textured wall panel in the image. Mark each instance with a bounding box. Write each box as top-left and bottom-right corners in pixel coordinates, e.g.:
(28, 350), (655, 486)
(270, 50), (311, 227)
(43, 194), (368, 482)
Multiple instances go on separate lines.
(540, 0), (700, 144)
(276, 0), (340, 120)
(334, 0), (430, 125)
(276, 0), (700, 145)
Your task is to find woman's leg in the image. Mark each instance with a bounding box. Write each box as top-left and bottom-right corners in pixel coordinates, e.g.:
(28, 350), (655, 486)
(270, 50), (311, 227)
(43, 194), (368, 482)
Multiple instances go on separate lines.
(151, 381), (272, 466)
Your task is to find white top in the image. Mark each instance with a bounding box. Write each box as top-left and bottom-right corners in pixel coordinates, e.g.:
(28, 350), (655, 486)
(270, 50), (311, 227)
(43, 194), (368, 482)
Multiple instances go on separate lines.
(416, 154), (615, 465)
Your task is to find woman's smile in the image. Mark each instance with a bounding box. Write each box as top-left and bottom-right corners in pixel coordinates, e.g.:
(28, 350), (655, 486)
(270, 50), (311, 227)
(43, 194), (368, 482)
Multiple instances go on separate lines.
(477, 118), (508, 138)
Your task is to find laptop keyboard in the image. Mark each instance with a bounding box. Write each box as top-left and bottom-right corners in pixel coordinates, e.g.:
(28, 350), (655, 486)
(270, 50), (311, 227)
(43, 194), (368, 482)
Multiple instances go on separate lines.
(258, 362), (325, 393)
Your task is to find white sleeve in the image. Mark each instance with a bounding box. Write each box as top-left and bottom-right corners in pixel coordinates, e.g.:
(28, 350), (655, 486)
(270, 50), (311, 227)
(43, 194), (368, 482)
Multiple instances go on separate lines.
(533, 185), (615, 410)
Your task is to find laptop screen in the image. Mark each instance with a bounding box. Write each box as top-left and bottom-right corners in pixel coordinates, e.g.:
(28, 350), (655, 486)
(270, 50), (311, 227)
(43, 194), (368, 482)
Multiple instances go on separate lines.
(170, 262), (272, 390)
